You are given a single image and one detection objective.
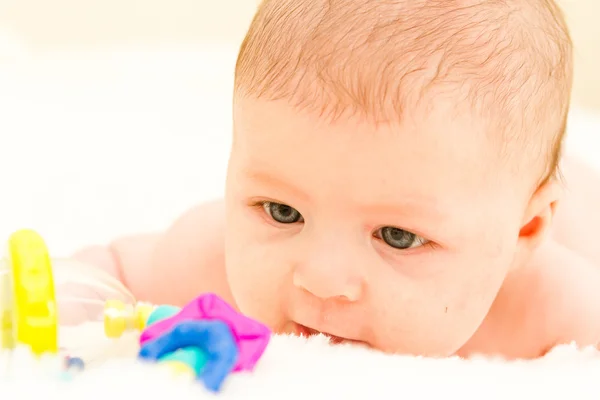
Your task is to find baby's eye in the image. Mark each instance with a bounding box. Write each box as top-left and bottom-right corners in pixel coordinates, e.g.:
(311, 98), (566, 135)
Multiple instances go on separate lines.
(375, 226), (428, 250)
(262, 201), (304, 224)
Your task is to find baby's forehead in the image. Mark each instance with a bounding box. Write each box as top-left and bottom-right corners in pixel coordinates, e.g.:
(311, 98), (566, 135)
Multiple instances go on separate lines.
(234, 97), (515, 201)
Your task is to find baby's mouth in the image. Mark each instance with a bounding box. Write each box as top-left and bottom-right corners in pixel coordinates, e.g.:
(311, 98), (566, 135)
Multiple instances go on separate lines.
(295, 323), (361, 346)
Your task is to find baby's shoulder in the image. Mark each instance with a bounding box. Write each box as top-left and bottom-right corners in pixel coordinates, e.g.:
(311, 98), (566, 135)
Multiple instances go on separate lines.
(463, 239), (600, 358)
(551, 155), (600, 266)
(508, 239), (600, 354)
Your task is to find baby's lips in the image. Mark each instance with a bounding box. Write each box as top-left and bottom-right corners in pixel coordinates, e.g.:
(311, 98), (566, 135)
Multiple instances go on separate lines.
(140, 293), (271, 372)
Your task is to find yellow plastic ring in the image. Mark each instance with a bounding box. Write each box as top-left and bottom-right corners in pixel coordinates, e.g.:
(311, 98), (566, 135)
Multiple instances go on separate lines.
(7, 229), (58, 355)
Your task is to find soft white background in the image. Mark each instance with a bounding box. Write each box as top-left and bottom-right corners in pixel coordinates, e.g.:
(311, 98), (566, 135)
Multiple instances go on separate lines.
(0, 45), (239, 255)
(0, 1), (598, 258)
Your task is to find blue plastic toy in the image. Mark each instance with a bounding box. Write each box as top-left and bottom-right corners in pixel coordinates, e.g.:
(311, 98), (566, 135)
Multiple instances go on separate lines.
(139, 320), (239, 392)
(136, 295), (270, 393)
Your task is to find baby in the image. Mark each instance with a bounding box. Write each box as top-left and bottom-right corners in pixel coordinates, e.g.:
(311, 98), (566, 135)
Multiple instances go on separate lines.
(75, 0), (600, 359)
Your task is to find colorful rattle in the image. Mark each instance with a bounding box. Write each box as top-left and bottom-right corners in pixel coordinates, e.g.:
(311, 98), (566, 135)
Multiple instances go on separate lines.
(1, 229), (137, 357)
(106, 293), (271, 392)
(1, 229), (59, 355)
(1, 229), (271, 392)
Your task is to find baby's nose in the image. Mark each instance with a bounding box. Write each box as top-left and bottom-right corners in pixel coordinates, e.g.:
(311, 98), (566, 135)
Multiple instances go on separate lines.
(292, 251), (365, 302)
(293, 273), (363, 302)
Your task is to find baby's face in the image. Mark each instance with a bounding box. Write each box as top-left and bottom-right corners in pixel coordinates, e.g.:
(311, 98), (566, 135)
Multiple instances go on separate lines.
(225, 97), (529, 356)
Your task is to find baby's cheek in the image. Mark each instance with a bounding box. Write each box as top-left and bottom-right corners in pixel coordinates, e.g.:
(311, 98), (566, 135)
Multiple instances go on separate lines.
(370, 300), (457, 356)
(371, 254), (502, 356)
(225, 231), (290, 326)
(436, 253), (510, 341)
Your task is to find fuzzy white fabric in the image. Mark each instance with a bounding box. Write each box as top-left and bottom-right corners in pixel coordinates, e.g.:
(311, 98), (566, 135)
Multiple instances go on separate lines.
(0, 327), (600, 400)
(2, 327), (600, 399)
(1, 36), (600, 399)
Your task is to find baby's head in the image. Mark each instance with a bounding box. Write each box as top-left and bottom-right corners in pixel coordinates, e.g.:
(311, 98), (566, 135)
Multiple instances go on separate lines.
(224, 0), (572, 356)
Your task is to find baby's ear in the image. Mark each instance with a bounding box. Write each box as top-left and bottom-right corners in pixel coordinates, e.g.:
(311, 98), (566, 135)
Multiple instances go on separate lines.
(518, 178), (562, 252)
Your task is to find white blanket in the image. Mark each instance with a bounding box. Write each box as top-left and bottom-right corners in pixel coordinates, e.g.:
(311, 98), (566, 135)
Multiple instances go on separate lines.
(2, 332), (600, 399)
(1, 44), (600, 399)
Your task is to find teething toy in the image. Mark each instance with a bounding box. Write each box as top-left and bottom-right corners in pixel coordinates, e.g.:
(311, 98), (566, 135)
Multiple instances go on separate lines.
(140, 293), (271, 372)
(140, 319), (240, 392)
(0, 228), (271, 392)
(135, 293), (271, 391)
(1, 229), (58, 355)
(1, 229), (139, 355)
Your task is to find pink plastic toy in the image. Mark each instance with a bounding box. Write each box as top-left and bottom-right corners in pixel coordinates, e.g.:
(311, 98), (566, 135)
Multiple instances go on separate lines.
(140, 293), (271, 372)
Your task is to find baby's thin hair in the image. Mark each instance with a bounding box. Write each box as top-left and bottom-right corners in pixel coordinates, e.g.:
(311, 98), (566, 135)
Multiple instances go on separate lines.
(235, 0), (573, 183)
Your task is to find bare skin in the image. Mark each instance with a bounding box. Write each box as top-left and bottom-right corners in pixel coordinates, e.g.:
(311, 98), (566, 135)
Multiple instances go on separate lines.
(74, 100), (600, 360)
(458, 157), (600, 359)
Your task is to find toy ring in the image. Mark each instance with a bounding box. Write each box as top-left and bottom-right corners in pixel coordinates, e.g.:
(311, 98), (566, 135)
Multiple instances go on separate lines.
(6, 229), (58, 355)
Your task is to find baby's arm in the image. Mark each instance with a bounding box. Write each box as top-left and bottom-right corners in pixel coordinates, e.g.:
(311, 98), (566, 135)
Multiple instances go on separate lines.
(73, 199), (234, 307)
